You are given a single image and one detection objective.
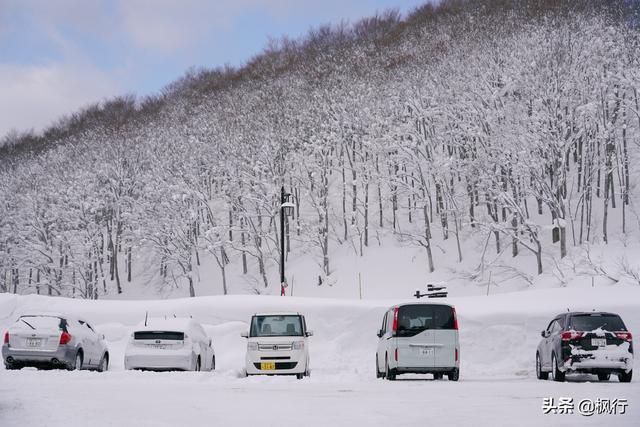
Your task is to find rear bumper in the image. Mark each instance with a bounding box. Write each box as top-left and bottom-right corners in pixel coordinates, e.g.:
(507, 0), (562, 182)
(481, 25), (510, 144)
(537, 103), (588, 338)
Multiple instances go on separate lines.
(395, 366), (458, 374)
(563, 357), (633, 374)
(125, 350), (194, 371)
(2, 344), (75, 368)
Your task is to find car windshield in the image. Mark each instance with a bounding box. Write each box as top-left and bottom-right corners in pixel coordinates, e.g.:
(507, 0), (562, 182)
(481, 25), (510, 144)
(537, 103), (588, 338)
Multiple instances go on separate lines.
(396, 305), (455, 337)
(18, 316), (64, 330)
(250, 315), (303, 337)
(569, 314), (626, 332)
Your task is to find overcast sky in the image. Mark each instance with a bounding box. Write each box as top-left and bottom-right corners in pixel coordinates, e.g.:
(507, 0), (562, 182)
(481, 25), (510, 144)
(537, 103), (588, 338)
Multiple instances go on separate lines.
(0, 0), (430, 138)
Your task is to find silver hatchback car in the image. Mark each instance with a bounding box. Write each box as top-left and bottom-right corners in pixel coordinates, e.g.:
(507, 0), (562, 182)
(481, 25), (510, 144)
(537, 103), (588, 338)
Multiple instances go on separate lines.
(376, 303), (460, 381)
(2, 313), (110, 371)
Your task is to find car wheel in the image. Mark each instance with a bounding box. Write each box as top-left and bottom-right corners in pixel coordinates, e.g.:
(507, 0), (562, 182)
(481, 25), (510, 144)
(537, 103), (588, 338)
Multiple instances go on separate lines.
(211, 356), (215, 371)
(97, 354), (109, 372)
(551, 354), (565, 382)
(69, 351), (83, 371)
(618, 370), (633, 383)
(195, 357), (201, 372)
(376, 358), (383, 379)
(296, 373), (304, 380)
(385, 356), (396, 381)
(433, 373), (443, 380)
(597, 373), (610, 381)
(5, 363), (20, 370)
(447, 369), (459, 381)
(536, 353), (548, 380)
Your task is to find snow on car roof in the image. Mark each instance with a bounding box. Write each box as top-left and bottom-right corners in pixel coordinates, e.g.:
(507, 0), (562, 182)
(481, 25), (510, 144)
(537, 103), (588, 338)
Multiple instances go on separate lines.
(133, 317), (200, 332)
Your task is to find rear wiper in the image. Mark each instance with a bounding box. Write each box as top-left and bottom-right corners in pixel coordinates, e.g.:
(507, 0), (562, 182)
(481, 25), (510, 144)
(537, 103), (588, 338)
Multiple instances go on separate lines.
(20, 319), (36, 330)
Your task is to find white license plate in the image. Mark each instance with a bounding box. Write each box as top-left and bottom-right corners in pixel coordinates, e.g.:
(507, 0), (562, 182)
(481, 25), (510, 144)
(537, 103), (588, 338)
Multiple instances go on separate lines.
(26, 338), (42, 348)
(419, 348), (434, 356)
(592, 338), (607, 347)
(148, 344), (167, 349)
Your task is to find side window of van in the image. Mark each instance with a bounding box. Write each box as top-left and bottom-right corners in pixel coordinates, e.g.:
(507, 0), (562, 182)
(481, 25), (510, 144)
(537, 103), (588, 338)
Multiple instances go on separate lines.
(380, 312), (387, 335)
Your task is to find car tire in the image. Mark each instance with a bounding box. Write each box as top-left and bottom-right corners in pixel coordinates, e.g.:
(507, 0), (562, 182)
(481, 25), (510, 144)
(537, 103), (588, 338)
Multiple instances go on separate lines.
(195, 357), (201, 372)
(597, 373), (610, 381)
(211, 356), (215, 371)
(97, 354), (109, 373)
(618, 370), (633, 383)
(433, 373), (443, 380)
(536, 353), (548, 380)
(69, 351), (83, 371)
(376, 358), (383, 379)
(296, 373), (304, 380)
(447, 369), (459, 381)
(551, 354), (565, 382)
(5, 363), (20, 370)
(385, 356), (396, 381)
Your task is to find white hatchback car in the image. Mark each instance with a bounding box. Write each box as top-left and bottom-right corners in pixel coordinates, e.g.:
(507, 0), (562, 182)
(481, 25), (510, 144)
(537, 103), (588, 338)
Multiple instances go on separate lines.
(242, 313), (312, 379)
(376, 303), (460, 381)
(124, 318), (215, 371)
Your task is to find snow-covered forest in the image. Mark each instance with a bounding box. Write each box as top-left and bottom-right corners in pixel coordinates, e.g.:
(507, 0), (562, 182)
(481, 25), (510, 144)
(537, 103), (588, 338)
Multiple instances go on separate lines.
(1, 0), (640, 299)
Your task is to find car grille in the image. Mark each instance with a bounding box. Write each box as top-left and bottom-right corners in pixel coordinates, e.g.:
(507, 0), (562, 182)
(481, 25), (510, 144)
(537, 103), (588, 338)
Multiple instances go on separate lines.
(258, 343), (293, 351)
(260, 356), (290, 360)
(254, 362), (298, 370)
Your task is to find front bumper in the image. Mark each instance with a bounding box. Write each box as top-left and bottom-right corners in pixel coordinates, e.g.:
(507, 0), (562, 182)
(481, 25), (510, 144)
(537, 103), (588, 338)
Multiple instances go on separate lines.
(125, 348), (194, 371)
(2, 344), (76, 368)
(246, 349), (306, 375)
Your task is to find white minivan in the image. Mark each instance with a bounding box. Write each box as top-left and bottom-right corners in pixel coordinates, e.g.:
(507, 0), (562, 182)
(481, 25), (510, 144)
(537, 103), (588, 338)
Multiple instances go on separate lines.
(376, 303), (460, 381)
(242, 313), (312, 379)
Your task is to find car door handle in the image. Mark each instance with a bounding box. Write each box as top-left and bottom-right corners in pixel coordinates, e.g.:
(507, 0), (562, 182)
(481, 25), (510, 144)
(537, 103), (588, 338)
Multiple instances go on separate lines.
(409, 343), (443, 348)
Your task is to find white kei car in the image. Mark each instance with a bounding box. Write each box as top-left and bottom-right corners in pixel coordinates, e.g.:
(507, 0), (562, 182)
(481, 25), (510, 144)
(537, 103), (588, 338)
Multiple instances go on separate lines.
(124, 317), (215, 371)
(242, 313), (312, 379)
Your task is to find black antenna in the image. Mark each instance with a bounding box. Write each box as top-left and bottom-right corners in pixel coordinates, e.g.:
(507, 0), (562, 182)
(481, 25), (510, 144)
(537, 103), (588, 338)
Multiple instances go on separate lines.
(144, 311), (148, 326)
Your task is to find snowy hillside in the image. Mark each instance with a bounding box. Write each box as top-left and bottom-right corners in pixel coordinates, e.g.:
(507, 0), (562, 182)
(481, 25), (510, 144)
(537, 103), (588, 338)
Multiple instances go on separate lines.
(1, 287), (639, 426)
(1, 0), (640, 301)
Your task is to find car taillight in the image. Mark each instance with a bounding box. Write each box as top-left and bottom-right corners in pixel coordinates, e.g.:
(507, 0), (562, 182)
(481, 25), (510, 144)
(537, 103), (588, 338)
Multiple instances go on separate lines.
(3, 331), (8, 344)
(60, 331), (72, 345)
(452, 307), (458, 330)
(561, 331), (584, 341)
(392, 307), (399, 333)
(615, 332), (632, 341)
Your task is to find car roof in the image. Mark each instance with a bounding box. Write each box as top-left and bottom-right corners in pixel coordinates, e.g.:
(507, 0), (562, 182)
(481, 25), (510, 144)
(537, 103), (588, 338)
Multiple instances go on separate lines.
(391, 302), (455, 309)
(566, 311), (619, 317)
(253, 312), (302, 317)
(134, 317), (200, 332)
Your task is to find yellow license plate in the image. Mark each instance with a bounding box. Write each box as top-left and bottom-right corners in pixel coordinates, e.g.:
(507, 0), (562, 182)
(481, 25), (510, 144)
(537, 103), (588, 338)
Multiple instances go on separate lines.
(260, 362), (276, 370)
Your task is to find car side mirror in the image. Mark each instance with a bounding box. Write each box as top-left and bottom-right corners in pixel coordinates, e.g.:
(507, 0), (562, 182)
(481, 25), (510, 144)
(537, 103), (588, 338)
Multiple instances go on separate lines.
(377, 330), (383, 338)
(241, 331), (248, 338)
(541, 330), (547, 338)
(306, 330), (313, 337)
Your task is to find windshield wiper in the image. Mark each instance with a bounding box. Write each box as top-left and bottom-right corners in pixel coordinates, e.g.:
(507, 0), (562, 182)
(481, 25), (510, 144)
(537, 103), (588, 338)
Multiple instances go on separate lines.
(20, 319), (36, 330)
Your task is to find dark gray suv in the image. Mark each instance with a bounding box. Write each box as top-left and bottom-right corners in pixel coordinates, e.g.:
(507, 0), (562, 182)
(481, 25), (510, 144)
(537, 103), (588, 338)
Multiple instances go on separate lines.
(536, 312), (633, 382)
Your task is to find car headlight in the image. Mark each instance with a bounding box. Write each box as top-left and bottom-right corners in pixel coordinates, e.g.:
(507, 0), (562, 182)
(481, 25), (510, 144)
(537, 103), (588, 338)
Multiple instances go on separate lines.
(248, 342), (258, 351)
(293, 341), (304, 350)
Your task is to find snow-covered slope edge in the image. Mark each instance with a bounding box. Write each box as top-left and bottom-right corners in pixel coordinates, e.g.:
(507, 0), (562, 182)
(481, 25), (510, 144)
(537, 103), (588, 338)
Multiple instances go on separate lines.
(1, 286), (639, 378)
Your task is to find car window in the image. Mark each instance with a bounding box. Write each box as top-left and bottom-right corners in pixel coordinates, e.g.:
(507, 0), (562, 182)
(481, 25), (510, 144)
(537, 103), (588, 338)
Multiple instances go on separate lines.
(545, 320), (554, 333)
(380, 312), (387, 334)
(250, 315), (303, 337)
(569, 314), (626, 331)
(134, 331), (185, 340)
(550, 320), (561, 334)
(396, 305), (455, 337)
(18, 316), (64, 331)
(386, 310), (393, 334)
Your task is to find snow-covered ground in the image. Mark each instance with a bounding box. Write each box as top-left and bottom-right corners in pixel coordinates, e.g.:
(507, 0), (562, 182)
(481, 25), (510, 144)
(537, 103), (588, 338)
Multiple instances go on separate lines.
(1, 286), (639, 426)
